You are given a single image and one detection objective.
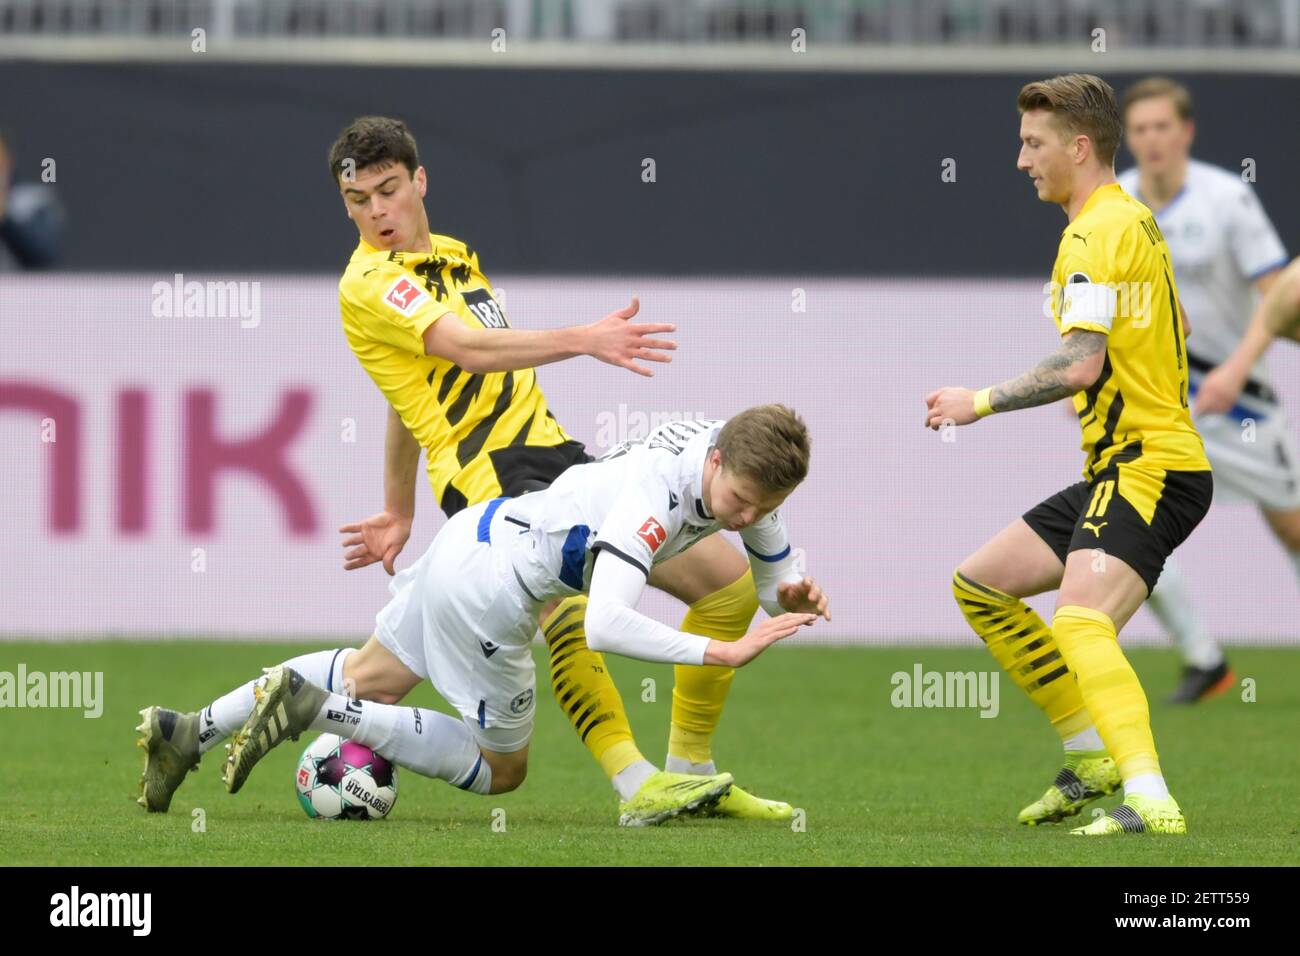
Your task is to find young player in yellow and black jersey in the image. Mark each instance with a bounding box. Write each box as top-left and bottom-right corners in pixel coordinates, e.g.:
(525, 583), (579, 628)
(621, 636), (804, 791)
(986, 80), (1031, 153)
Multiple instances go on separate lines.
(338, 231), (590, 515)
(325, 117), (803, 824)
(925, 75), (1212, 836)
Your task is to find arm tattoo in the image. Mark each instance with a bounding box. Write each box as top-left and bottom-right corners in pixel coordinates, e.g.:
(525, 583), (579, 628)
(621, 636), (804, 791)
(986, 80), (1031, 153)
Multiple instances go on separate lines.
(990, 331), (1107, 413)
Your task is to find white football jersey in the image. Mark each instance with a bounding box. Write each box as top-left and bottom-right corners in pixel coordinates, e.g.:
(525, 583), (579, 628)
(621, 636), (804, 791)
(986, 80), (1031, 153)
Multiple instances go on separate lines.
(1117, 159), (1288, 385)
(497, 418), (797, 607)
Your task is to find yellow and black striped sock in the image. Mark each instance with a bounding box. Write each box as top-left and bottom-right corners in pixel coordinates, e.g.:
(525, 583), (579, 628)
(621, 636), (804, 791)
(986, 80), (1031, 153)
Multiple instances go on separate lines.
(668, 570), (759, 767)
(542, 596), (645, 781)
(1052, 605), (1162, 781)
(952, 570), (1093, 741)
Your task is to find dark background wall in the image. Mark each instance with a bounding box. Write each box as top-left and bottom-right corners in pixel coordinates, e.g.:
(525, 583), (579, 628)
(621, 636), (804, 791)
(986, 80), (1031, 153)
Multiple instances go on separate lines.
(3, 61), (1297, 276)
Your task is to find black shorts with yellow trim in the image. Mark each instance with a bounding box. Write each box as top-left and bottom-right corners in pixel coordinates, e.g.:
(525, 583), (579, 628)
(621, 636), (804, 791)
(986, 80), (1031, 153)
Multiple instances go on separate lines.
(1022, 464), (1213, 595)
(440, 439), (594, 517)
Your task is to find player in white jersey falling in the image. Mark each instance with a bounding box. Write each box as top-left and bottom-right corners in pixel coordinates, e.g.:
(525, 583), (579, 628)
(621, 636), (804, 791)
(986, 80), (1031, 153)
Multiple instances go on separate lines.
(1118, 77), (1293, 703)
(218, 407), (828, 826)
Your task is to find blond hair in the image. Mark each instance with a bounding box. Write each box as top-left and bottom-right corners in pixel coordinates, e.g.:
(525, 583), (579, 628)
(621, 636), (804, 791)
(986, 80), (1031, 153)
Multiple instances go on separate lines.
(1018, 73), (1122, 167)
(715, 404), (810, 492)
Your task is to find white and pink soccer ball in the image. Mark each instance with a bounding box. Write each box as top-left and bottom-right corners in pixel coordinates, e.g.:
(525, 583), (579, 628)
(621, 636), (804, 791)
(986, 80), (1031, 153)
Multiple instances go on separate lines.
(295, 733), (398, 820)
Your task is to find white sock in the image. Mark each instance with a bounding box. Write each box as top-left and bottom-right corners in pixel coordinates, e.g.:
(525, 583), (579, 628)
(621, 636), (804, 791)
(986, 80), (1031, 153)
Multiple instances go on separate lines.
(664, 755), (718, 775)
(1147, 560), (1223, 670)
(309, 693), (491, 794)
(612, 759), (658, 801)
(200, 648), (354, 754)
(1063, 726), (1105, 752)
(1123, 773), (1170, 800)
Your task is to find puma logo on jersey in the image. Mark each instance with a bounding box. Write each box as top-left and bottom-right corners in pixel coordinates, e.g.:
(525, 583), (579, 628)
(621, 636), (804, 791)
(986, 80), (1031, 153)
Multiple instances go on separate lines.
(637, 517), (668, 553)
(1081, 521), (1108, 537)
(1071, 232), (1091, 246)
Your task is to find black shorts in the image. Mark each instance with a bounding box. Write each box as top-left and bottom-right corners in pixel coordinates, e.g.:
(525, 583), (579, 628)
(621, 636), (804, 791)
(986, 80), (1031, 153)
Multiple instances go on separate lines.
(1022, 466), (1213, 595)
(440, 440), (594, 517)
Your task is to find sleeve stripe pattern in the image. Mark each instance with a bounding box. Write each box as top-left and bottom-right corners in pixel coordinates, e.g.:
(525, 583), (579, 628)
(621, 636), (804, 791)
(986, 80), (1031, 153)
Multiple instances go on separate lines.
(744, 542), (792, 563)
(593, 542), (649, 578)
(1247, 255), (1291, 282)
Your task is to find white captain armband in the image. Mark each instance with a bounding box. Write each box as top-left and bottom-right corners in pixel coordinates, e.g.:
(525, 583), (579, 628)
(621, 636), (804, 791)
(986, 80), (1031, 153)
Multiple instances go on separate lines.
(1060, 272), (1117, 332)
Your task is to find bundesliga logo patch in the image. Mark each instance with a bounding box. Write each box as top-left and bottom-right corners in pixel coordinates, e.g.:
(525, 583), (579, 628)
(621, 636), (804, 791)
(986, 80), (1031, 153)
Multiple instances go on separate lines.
(637, 517), (667, 553)
(383, 276), (429, 316)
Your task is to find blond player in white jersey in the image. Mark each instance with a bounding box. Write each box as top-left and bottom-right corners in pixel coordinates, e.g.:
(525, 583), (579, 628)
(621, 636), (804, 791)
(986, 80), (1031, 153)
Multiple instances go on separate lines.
(217, 407), (830, 827)
(1118, 77), (1293, 703)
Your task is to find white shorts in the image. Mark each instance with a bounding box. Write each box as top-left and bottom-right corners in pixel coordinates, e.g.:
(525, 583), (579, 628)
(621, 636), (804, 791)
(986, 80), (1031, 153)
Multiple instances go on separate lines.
(1194, 402), (1300, 511)
(374, 500), (540, 753)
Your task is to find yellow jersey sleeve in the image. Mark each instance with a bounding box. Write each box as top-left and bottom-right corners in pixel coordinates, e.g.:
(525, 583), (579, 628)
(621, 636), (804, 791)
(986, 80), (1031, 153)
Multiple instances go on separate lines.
(339, 259), (453, 356)
(1055, 243), (1119, 336)
(337, 235), (579, 514)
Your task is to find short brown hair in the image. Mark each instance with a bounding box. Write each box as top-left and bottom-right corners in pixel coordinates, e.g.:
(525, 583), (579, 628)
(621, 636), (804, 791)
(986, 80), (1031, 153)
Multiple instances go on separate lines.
(714, 404), (810, 493)
(1121, 76), (1194, 121)
(1017, 73), (1122, 168)
(327, 116), (420, 186)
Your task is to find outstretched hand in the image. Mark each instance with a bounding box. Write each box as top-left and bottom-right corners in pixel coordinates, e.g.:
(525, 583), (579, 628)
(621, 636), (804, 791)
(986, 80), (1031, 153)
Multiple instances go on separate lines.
(924, 387), (979, 429)
(705, 612), (818, 668)
(586, 296), (676, 377)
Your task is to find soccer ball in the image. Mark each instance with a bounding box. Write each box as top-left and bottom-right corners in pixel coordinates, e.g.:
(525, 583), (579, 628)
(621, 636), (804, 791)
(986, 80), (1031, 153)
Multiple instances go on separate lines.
(295, 733), (398, 820)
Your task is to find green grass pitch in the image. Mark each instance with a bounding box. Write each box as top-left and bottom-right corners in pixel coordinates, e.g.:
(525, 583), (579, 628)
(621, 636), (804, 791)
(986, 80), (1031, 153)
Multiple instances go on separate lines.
(1, 641), (1297, 866)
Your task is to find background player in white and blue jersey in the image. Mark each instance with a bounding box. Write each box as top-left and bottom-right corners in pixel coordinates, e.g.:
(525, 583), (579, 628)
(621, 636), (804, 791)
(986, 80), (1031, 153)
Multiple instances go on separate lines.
(1118, 77), (1293, 703)
(218, 406), (829, 826)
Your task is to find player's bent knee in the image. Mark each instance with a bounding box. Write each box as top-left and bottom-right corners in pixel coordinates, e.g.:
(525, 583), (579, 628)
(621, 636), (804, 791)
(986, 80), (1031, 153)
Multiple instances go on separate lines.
(482, 750), (528, 794)
(954, 550), (1004, 593)
(951, 568), (1007, 640)
(496, 766), (527, 794)
(953, 564), (996, 598)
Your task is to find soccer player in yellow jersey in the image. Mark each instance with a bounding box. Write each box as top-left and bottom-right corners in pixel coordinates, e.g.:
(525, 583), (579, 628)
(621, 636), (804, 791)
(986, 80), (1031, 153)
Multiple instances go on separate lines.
(327, 116), (798, 823)
(925, 75), (1213, 835)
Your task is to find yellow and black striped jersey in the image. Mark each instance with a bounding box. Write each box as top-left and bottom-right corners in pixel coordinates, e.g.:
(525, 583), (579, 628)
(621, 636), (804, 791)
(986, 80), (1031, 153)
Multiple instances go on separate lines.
(1049, 183), (1210, 480)
(338, 232), (575, 514)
